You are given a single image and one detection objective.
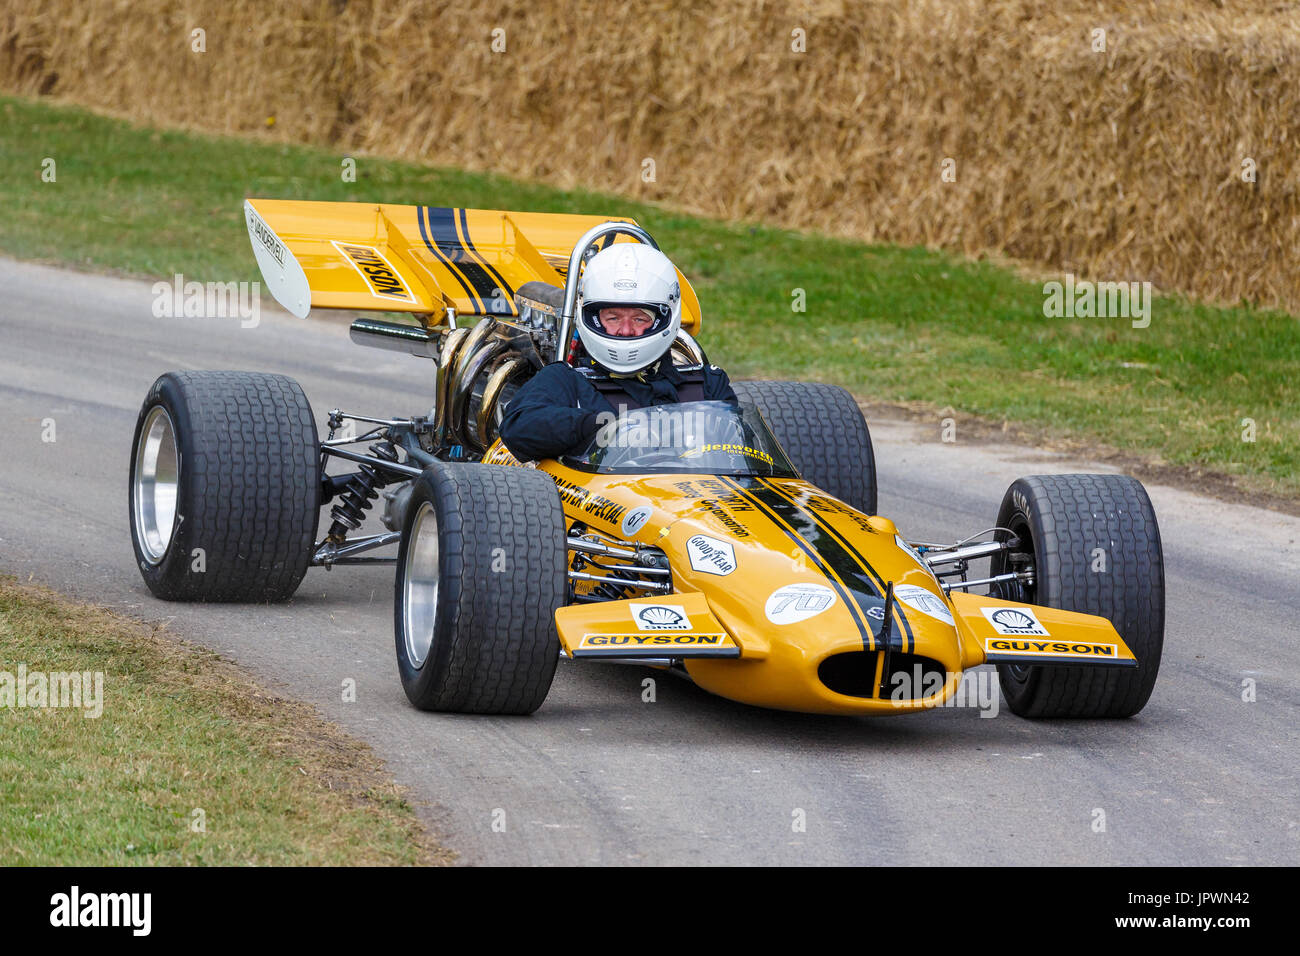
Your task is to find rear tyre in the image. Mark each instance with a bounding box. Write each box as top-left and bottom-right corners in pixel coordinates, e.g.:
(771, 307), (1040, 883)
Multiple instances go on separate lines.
(990, 474), (1165, 718)
(732, 380), (877, 514)
(394, 463), (566, 714)
(128, 371), (320, 602)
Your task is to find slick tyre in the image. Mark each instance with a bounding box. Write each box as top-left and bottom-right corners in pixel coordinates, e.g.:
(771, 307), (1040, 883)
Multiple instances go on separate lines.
(990, 474), (1165, 718)
(128, 371), (320, 602)
(394, 463), (566, 714)
(732, 380), (877, 514)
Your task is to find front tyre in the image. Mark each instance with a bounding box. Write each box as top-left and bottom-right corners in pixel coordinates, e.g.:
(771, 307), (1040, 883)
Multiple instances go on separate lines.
(394, 463), (566, 714)
(733, 380), (877, 514)
(990, 474), (1165, 718)
(128, 371), (320, 602)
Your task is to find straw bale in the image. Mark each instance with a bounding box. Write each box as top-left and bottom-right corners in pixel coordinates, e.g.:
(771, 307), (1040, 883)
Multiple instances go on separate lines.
(2, 0), (1297, 311)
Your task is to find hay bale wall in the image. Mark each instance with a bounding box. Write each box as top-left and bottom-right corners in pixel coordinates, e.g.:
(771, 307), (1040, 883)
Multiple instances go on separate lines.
(3, 0), (1297, 311)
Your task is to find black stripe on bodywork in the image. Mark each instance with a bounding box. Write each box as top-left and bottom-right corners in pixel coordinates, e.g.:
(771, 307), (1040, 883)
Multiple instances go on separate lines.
(757, 478), (916, 654)
(418, 206), (481, 309)
(718, 476), (876, 652)
(425, 207), (500, 312)
(456, 208), (517, 315)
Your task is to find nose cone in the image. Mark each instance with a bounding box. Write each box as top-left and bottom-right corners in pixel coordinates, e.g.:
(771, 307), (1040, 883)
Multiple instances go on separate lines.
(661, 478), (969, 714)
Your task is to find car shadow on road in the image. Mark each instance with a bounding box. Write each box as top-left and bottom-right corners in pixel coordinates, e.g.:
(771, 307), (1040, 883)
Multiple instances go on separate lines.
(535, 659), (1080, 752)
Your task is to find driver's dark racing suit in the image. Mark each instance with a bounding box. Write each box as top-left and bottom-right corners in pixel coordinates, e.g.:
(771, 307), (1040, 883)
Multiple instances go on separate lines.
(498, 356), (738, 461)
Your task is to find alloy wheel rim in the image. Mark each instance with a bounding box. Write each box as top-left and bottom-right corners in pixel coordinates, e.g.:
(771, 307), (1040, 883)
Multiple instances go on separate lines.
(403, 501), (440, 669)
(133, 405), (180, 565)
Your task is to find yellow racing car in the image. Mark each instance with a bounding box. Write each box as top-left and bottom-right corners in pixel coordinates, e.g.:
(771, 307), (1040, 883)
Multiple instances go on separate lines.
(127, 201), (1164, 719)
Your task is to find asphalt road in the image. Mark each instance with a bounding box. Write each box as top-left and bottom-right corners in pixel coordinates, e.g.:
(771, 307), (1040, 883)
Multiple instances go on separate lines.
(2, 257), (1297, 865)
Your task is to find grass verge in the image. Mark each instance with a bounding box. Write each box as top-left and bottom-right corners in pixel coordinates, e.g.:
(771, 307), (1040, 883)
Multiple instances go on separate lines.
(1, 95), (1296, 500)
(0, 576), (449, 865)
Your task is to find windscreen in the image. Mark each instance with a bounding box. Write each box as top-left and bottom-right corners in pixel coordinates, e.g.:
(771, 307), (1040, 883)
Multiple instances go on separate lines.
(562, 400), (799, 477)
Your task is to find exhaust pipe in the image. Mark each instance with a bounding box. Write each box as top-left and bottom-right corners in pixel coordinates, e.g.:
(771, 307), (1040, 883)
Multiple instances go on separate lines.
(349, 318), (438, 358)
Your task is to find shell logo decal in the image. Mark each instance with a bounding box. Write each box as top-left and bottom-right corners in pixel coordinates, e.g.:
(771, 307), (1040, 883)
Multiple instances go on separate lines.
(630, 603), (690, 631)
(982, 606), (1051, 637)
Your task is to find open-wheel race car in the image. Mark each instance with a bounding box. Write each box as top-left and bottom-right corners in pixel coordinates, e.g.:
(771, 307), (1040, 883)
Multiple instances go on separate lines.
(128, 201), (1165, 719)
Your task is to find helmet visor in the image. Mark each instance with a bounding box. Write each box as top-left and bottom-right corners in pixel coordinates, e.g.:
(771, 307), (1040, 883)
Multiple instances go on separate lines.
(581, 302), (672, 341)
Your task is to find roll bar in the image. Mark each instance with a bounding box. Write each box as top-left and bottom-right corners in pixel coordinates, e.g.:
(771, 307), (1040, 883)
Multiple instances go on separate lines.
(557, 221), (660, 364)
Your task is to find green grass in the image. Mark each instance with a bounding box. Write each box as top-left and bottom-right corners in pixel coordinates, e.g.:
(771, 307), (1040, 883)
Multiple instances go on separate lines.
(0, 578), (440, 865)
(2, 95), (1297, 497)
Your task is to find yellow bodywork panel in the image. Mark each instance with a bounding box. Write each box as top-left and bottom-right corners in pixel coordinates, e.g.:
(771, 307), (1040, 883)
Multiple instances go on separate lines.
(243, 198), (702, 333)
(556, 592), (741, 660)
(482, 439), (1142, 714)
(949, 591), (1138, 669)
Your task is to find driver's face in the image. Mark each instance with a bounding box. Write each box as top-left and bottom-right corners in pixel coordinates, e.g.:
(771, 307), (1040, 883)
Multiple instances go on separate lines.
(599, 307), (655, 337)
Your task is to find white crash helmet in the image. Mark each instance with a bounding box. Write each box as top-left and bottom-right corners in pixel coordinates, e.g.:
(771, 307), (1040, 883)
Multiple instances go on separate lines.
(576, 243), (682, 374)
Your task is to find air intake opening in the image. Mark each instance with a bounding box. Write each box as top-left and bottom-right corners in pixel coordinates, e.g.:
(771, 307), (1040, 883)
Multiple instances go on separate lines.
(818, 652), (879, 698)
(818, 651), (948, 700)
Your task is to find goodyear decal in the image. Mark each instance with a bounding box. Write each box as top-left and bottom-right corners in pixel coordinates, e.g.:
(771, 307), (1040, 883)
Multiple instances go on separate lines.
(686, 533), (736, 575)
(332, 242), (417, 303)
(985, 639), (1118, 658)
(552, 476), (628, 526)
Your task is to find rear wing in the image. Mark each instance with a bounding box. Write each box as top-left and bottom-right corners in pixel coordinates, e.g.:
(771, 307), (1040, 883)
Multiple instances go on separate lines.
(243, 199), (702, 333)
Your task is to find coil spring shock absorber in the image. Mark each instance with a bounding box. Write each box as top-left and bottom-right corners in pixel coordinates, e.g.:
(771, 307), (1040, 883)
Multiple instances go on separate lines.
(326, 442), (400, 544)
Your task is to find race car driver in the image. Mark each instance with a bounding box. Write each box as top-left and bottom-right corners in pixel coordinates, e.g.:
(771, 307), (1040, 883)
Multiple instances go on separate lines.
(498, 242), (737, 461)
